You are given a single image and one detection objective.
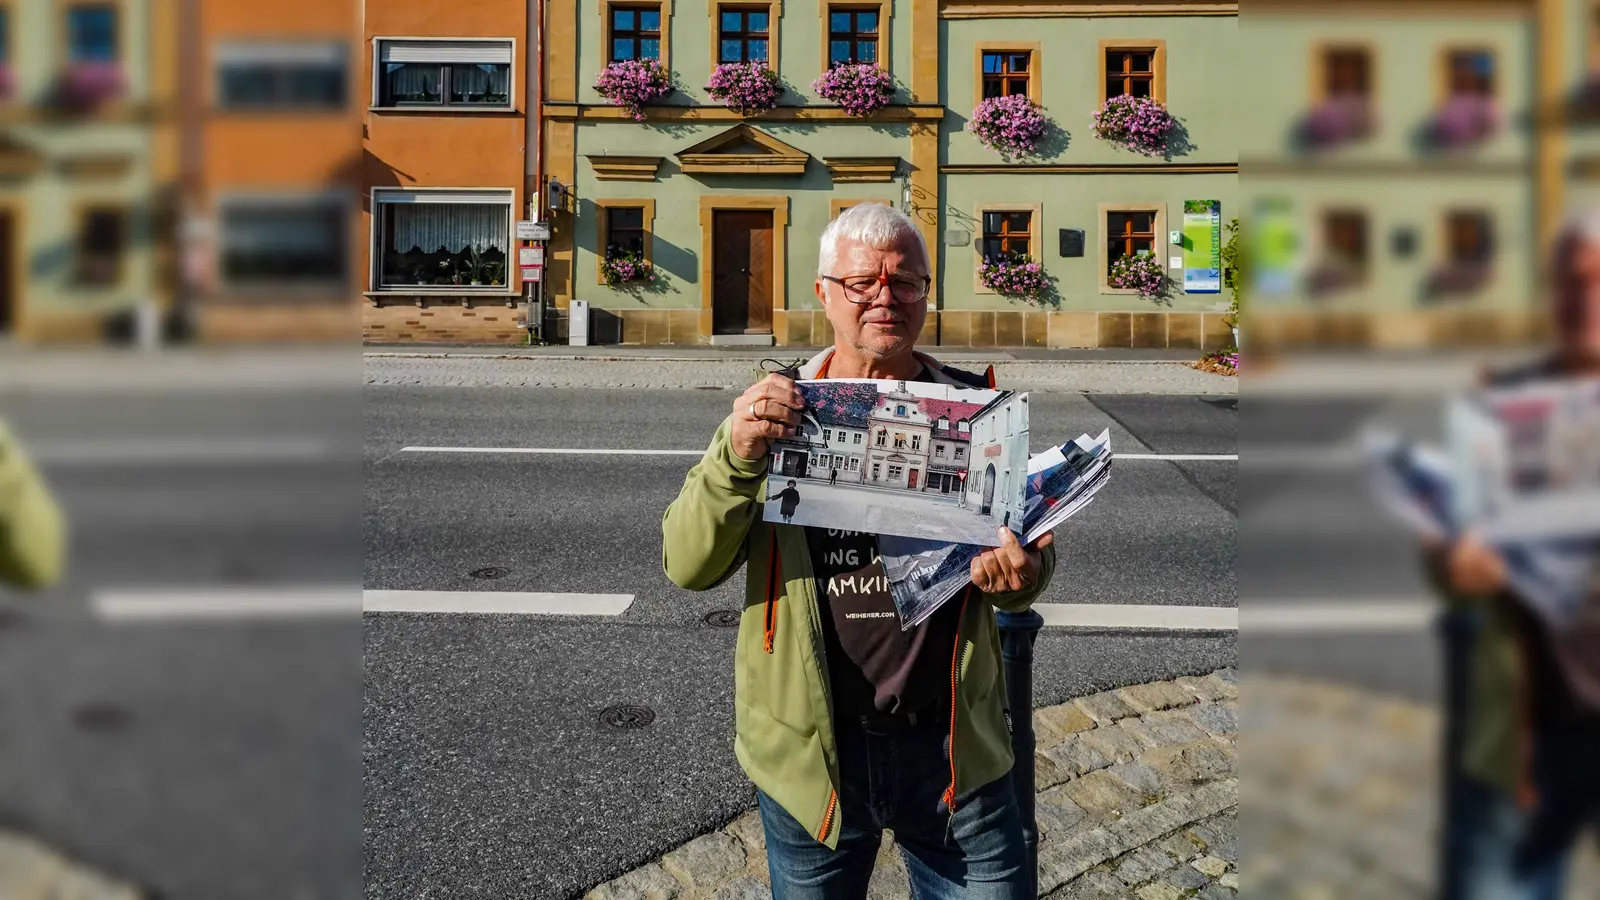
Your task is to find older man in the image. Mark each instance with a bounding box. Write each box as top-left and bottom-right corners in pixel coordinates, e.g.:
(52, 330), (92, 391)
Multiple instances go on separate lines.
(1429, 212), (1600, 900)
(663, 203), (1055, 900)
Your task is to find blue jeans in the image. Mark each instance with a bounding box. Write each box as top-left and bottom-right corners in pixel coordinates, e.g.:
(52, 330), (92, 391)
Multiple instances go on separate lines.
(757, 714), (1030, 900)
(1446, 728), (1600, 900)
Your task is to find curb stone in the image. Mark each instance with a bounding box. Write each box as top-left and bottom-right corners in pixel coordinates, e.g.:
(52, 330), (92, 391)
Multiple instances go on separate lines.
(582, 671), (1240, 900)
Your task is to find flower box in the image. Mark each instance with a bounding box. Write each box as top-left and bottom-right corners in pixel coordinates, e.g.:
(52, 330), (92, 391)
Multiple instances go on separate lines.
(1107, 253), (1168, 299)
(705, 61), (781, 114)
(1429, 95), (1499, 147)
(1300, 96), (1375, 149)
(56, 61), (126, 109)
(593, 59), (674, 120)
(977, 254), (1049, 301)
(1092, 95), (1176, 156)
(602, 250), (661, 287)
(967, 94), (1049, 159)
(811, 63), (895, 117)
(1425, 262), (1491, 297)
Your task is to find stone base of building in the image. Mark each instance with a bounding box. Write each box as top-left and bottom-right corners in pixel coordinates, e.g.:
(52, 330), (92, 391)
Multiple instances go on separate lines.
(1247, 308), (1550, 351)
(196, 303), (358, 343)
(361, 299), (1239, 350)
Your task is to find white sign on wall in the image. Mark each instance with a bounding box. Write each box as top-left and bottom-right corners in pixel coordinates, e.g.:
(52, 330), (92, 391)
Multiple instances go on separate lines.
(519, 247), (545, 266)
(516, 220), (552, 241)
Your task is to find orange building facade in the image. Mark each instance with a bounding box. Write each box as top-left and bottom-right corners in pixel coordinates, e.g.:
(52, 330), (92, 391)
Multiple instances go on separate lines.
(180, 0), (362, 341)
(360, 0), (539, 344)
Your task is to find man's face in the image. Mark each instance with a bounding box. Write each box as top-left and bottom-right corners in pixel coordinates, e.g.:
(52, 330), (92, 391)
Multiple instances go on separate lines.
(816, 233), (930, 360)
(1555, 235), (1600, 359)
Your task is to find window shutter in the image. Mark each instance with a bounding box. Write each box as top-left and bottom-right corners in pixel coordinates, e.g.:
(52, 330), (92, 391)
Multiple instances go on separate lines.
(378, 39), (512, 65)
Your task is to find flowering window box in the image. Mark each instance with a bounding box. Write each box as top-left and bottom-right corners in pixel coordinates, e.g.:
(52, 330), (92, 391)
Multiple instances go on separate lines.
(1092, 95), (1176, 156)
(55, 61), (126, 109)
(1425, 262), (1491, 297)
(602, 249), (661, 288)
(1429, 95), (1499, 148)
(1107, 252), (1168, 299)
(977, 253), (1050, 301)
(811, 63), (895, 117)
(1299, 96), (1375, 149)
(593, 59), (674, 120)
(705, 61), (781, 114)
(967, 94), (1049, 159)
(1304, 262), (1366, 296)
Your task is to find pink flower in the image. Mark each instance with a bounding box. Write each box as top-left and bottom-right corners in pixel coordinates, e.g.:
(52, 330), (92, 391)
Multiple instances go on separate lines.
(811, 63), (896, 117)
(1431, 94), (1498, 147)
(1092, 95), (1176, 156)
(978, 254), (1051, 301)
(968, 94), (1049, 159)
(1108, 253), (1168, 299)
(705, 62), (782, 114)
(1301, 95), (1375, 148)
(594, 59), (674, 120)
(57, 61), (125, 109)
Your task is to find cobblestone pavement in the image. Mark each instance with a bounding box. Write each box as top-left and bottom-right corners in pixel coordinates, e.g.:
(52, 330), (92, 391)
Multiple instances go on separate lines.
(585, 670), (1242, 900)
(0, 831), (144, 899)
(363, 357), (1237, 395)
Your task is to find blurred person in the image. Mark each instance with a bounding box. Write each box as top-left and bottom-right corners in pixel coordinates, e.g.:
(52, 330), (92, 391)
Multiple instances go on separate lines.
(662, 203), (1056, 900)
(1427, 211), (1600, 900)
(0, 419), (65, 590)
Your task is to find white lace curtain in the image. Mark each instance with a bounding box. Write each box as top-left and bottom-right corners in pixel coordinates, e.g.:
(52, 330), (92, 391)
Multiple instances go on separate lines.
(452, 64), (508, 99)
(387, 204), (506, 254)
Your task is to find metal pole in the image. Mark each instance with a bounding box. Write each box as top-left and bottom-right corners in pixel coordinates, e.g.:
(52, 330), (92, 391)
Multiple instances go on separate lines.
(997, 608), (1044, 896)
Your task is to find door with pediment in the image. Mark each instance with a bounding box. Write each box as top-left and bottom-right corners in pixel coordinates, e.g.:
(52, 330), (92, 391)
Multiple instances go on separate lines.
(711, 210), (773, 335)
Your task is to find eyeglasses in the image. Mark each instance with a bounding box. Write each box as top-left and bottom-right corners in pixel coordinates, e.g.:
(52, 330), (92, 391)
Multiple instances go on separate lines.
(821, 273), (931, 305)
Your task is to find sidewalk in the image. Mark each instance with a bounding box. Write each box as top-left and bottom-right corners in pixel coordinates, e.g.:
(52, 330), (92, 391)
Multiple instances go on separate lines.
(584, 670), (1241, 900)
(0, 831), (143, 899)
(363, 344), (1204, 363)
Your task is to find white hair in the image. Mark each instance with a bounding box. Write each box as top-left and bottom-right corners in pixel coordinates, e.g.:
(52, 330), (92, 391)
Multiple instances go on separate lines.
(817, 202), (927, 276)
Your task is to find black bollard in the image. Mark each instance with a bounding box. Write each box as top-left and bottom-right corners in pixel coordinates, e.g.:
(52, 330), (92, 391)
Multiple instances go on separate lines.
(996, 608), (1045, 896)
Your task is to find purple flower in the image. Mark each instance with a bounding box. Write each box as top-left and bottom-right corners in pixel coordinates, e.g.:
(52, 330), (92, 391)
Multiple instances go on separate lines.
(967, 94), (1049, 159)
(1108, 253), (1168, 299)
(1430, 94), (1499, 147)
(594, 59), (674, 120)
(811, 63), (896, 117)
(978, 254), (1051, 301)
(57, 61), (126, 109)
(602, 249), (661, 287)
(1301, 95), (1375, 148)
(705, 61), (782, 114)
(1092, 95), (1176, 156)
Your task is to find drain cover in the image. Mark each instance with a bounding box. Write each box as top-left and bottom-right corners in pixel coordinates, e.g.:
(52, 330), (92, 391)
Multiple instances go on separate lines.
(704, 610), (741, 628)
(599, 704), (656, 729)
(469, 567), (510, 580)
(73, 702), (131, 732)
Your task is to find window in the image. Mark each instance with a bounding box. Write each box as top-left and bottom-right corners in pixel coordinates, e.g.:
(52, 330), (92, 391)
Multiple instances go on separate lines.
(1446, 48), (1494, 99)
(1106, 210), (1157, 273)
(982, 211), (1031, 261)
(828, 7), (878, 67)
(893, 433), (906, 449)
(610, 5), (662, 62)
(823, 428), (832, 441)
(374, 189), (512, 290)
(75, 207), (126, 286)
(67, 4), (118, 62)
(954, 446), (966, 460)
(1104, 47), (1154, 100)
(911, 435), (921, 451)
(1323, 46), (1371, 99)
(219, 198), (348, 288)
(982, 51), (1030, 99)
(935, 445), (945, 458)
(895, 404), (906, 416)
(958, 420), (969, 433)
(1323, 210), (1369, 269)
(853, 433), (863, 444)
(719, 7), (769, 64)
(849, 458), (859, 471)
(875, 429), (886, 446)
(872, 463), (881, 479)
(605, 206), (645, 257)
(0, 8), (10, 66)
(1446, 211), (1493, 266)
(375, 39), (512, 108)
(217, 42), (347, 110)
(888, 465), (903, 480)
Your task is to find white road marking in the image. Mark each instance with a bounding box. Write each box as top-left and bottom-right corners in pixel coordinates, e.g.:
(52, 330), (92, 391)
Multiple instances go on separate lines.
(1035, 603), (1238, 630)
(94, 587), (356, 621)
(362, 590), (634, 616)
(399, 447), (1235, 461)
(1242, 600), (1435, 633)
(33, 438), (341, 464)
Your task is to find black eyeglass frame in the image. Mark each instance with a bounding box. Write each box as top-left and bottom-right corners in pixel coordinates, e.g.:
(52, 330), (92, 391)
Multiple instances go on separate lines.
(820, 272), (932, 305)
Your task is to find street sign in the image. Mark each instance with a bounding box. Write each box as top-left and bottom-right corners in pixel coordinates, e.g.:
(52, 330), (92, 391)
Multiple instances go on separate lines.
(521, 266), (543, 282)
(518, 247), (545, 266)
(516, 220), (552, 241)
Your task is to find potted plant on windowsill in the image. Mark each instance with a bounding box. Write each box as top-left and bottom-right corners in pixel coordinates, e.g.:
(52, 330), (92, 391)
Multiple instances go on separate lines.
(1429, 94), (1499, 148)
(601, 249), (662, 288)
(1092, 94), (1177, 156)
(811, 63), (895, 117)
(1299, 95), (1375, 150)
(977, 253), (1050, 302)
(1108, 251), (1169, 300)
(594, 59), (674, 120)
(706, 61), (782, 114)
(967, 93), (1049, 159)
(1425, 262), (1491, 297)
(54, 60), (126, 110)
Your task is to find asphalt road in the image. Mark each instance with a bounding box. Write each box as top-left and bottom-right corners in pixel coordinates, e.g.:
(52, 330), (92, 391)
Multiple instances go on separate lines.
(362, 386), (1238, 899)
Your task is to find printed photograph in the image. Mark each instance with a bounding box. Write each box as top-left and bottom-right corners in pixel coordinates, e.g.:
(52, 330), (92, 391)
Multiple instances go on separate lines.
(761, 379), (1029, 545)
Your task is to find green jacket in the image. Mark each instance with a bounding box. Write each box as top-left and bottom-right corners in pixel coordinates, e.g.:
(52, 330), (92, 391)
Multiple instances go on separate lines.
(0, 419), (66, 590)
(662, 349), (1055, 849)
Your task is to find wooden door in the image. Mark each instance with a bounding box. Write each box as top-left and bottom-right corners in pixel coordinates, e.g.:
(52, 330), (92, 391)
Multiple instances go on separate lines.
(711, 210), (774, 335)
(908, 469), (919, 490)
(0, 210), (13, 334)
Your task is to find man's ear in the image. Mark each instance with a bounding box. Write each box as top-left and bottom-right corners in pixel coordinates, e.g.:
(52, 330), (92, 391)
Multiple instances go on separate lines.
(814, 279), (827, 305)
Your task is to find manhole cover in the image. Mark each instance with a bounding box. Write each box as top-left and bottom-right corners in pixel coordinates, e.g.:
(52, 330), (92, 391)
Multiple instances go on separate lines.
(469, 567), (510, 580)
(73, 702), (131, 732)
(704, 610), (741, 628)
(599, 704), (655, 729)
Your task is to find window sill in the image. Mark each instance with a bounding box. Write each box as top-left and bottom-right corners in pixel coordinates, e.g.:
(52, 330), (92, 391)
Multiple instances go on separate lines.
(368, 105), (517, 114)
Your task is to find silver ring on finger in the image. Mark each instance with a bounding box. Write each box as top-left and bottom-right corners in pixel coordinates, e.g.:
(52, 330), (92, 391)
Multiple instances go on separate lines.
(749, 401), (759, 420)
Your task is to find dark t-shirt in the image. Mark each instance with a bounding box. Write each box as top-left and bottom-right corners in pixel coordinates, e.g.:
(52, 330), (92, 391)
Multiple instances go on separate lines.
(802, 361), (960, 717)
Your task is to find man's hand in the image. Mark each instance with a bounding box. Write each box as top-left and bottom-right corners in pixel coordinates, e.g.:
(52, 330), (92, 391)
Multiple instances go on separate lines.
(731, 374), (806, 462)
(971, 528), (1054, 594)
(1441, 531), (1509, 597)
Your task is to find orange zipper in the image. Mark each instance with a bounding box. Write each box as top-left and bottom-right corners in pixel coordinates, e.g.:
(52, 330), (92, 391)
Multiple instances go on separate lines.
(763, 530), (780, 654)
(942, 586), (973, 814)
(816, 789), (838, 842)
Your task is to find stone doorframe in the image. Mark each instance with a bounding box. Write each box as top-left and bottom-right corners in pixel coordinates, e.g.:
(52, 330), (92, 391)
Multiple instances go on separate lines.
(697, 195), (788, 340)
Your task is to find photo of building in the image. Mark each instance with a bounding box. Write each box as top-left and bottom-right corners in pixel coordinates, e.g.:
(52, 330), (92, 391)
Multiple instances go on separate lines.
(764, 379), (1029, 544)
